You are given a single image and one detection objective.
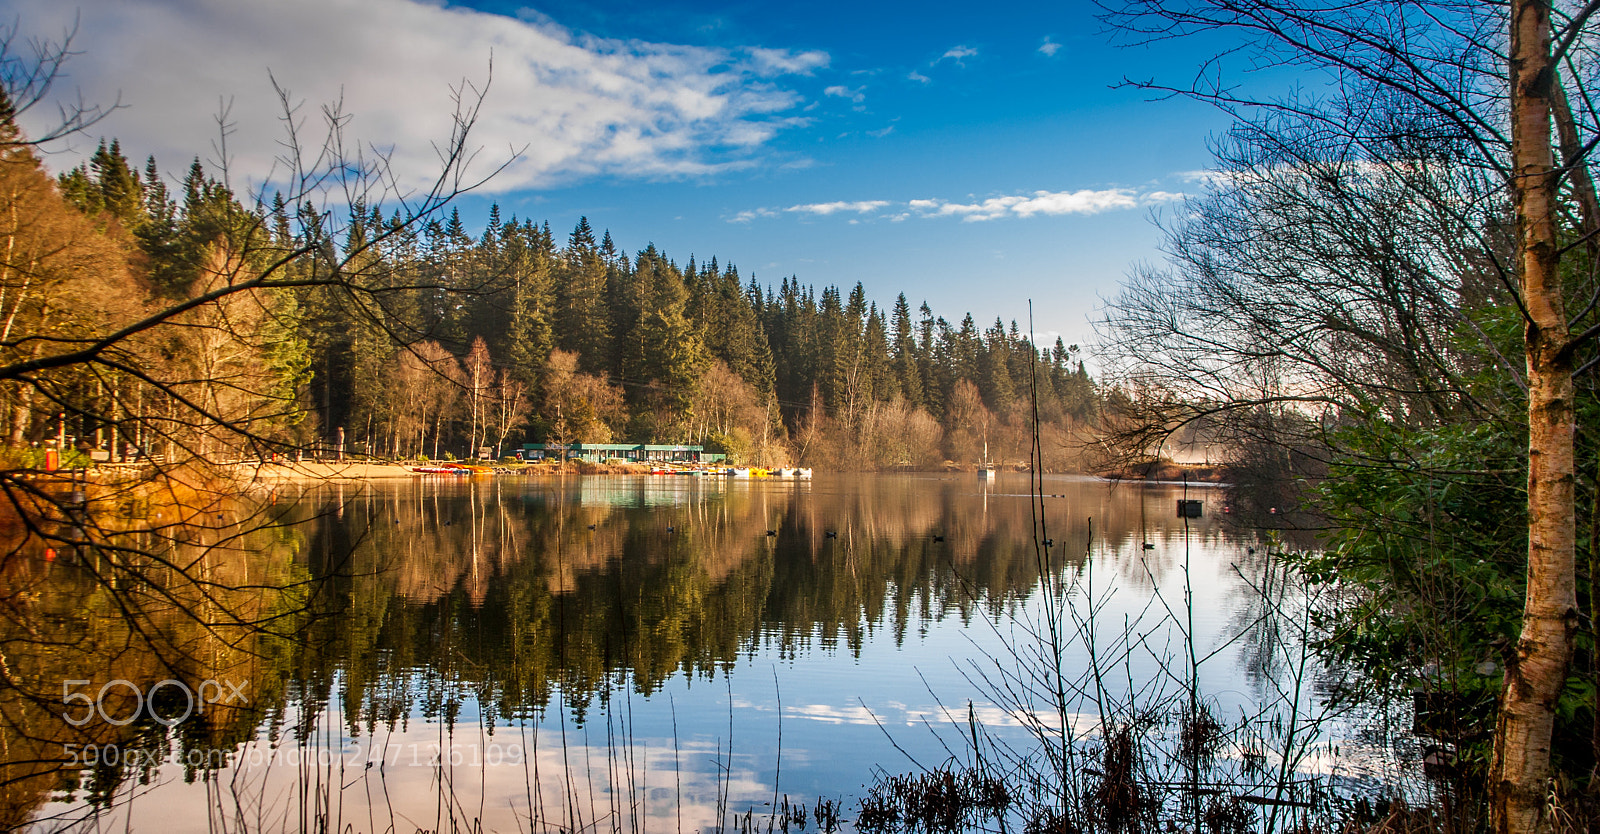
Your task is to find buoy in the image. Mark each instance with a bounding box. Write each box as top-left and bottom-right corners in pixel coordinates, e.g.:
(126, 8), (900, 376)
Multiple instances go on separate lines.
(587, 524), (596, 530)
(825, 531), (837, 539)
(1043, 538), (1054, 547)
(766, 530), (777, 537)
(1142, 543), (1156, 550)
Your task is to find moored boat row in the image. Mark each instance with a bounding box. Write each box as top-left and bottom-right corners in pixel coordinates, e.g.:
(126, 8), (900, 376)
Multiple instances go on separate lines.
(410, 462), (494, 475)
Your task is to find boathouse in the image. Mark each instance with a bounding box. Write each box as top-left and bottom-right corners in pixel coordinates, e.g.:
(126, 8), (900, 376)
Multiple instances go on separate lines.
(521, 443), (723, 464)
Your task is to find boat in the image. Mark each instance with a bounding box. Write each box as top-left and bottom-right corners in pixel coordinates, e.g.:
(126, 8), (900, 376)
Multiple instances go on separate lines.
(411, 466), (470, 475)
(795, 468), (813, 479)
(977, 440), (996, 479)
(731, 467), (752, 478)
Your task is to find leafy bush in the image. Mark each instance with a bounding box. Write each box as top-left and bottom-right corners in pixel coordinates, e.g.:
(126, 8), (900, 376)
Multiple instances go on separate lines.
(0, 446), (94, 470)
(1295, 416), (1594, 780)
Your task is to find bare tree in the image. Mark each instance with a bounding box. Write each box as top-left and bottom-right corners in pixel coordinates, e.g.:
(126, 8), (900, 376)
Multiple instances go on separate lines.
(0, 16), (117, 150)
(1100, 1), (1600, 828)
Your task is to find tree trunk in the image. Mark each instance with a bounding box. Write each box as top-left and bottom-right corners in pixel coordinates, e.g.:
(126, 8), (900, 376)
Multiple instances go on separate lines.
(1493, 1), (1580, 830)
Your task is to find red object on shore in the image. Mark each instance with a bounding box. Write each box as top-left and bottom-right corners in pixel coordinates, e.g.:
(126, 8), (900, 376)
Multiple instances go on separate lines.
(44, 449), (58, 472)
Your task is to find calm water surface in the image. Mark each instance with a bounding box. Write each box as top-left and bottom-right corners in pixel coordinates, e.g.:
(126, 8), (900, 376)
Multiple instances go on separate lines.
(8, 473), (1369, 833)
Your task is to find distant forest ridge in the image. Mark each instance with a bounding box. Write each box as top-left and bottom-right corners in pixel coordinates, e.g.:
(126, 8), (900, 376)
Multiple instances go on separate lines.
(31, 136), (1098, 469)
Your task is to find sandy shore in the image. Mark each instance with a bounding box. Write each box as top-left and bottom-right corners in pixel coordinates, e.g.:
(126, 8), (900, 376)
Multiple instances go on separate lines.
(237, 459), (662, 482)
(239, 461), (424, 482)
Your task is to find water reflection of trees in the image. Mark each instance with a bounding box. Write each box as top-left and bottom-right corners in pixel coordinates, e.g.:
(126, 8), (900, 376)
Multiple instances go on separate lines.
(0, 515), (305, 830)
(4, 474), (1245, 829)
(286, 478), (1232, 713)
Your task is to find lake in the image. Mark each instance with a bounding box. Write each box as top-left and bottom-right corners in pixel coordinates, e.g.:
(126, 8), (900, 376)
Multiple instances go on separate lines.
(5, 473), (1391, 833)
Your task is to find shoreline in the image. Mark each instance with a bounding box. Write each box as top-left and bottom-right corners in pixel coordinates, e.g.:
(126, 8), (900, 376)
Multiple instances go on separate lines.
(236, 460), (1227, 484)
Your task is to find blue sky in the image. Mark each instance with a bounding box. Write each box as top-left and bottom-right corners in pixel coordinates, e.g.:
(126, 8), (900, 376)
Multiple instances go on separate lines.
(14, 0), (1248, 354)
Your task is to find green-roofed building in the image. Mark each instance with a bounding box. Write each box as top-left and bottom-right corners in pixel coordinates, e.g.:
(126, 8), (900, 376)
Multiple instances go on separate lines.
(520, 443), (724, 464)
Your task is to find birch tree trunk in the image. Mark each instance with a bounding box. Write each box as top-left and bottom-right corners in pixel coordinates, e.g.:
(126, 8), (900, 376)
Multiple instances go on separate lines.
(1493, 1), (1580, 829)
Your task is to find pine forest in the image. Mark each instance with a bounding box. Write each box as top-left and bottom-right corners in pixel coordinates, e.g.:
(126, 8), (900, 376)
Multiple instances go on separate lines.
(23, 130), (1098, 471)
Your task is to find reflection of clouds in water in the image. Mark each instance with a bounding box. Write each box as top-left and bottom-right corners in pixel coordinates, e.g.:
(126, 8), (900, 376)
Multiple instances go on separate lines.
(35, 716), (774, 834)
(786, 703), (883, 725)
(763, 698), (1102, 738)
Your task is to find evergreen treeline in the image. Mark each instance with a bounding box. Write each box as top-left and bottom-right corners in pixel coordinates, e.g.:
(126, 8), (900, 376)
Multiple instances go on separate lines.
(42, 137), (1097, 469)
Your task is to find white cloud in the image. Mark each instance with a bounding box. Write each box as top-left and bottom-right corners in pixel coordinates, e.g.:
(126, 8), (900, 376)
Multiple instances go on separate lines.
(1039, 38), (1062, 57)
(785, 200), (890, 215)
(867, 126), (895, 138)
(823, 85), (867, 104)
(728, 208), (779, 223)
(939, 45), (979, 65)
(915, 188), (1141, 221)
(1178, 169), (1238, 187)
(11, 0), (827, 194)
(746, 47), (830, 76)
(907, 70), (932, 84)
(732, 189), (1171, 223)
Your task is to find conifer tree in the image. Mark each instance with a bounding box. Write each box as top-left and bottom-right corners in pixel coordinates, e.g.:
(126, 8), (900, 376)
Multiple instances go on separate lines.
(980, 318), (1015, 413)
(556, 217), (611, 373)
(502, 218), (556, 386)
(891, 293), (924, 407)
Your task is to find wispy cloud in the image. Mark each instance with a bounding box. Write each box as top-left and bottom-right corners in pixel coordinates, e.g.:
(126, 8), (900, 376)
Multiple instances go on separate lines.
(733, 188), (1182, 223)
(823, 85), (867, 104)
(867, 125), (895, 138)
(1038, 37), (1061, 57)
(907, 70), (932, 84)
(728, 208), (779, 223)
(11, 0), (828, 193)
(747, 46), (830, 76)
(785, 200), (890, 215)
(938, 45), (979, 65)
(922, 189), (1141, 220)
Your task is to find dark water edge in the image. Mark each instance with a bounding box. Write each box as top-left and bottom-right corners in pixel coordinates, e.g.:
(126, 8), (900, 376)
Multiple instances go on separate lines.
(4, 473), (1407, 832)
